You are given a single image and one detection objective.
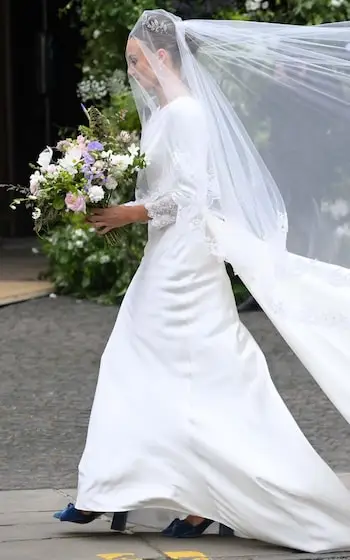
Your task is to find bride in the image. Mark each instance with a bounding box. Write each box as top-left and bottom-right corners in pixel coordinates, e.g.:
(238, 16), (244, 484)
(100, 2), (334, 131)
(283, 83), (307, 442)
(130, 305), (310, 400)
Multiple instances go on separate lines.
(54, 9), (350, 553)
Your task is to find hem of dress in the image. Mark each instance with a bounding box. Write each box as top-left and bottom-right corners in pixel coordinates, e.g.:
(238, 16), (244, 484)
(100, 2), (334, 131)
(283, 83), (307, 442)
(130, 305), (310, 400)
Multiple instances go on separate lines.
(75, 484), (189, 515)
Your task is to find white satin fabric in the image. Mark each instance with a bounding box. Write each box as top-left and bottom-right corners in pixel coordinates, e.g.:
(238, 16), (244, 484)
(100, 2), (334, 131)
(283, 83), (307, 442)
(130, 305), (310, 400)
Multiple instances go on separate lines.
(76, 100), (350, 554)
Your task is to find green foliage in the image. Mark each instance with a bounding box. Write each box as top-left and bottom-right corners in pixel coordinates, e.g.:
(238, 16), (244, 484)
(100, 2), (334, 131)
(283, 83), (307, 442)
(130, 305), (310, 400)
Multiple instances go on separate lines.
(42, 216), (146, 304)
(105, 92), (141, 134)
(65, 0), (165, 81)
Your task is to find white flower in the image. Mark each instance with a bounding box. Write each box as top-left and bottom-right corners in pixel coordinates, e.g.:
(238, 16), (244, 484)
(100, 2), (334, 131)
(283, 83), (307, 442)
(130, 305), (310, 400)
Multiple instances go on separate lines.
(75, 239), (84, 248)
(119, 131), (131, 143)
(32, 208), (41, 220)
(261, 0), (269, 8)
(128, 143), (140, 158)
(110, 154), (132, 172)
(10, 204), (16, 210)
(93, 29), (101, 39)
(100, 255), (111, 264)
(101, 150), (113, 159)
(46, 164), (60, 179)
(30, 170), (45, 195)
(94, 160), (105, 169)
(37, 147), (53, 171)
(88, 227), (96, 233)
(59, 146), (82, 175)
(330, 0), (344, 7)
(88, 185), (105, 203)
(105, 176), (118, 190)
(245, 0), (260, 10)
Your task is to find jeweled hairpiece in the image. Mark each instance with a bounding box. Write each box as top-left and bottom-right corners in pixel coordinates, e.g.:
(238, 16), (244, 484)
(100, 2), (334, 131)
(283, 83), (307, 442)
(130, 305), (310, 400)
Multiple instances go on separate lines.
(142, 15), (169, 34)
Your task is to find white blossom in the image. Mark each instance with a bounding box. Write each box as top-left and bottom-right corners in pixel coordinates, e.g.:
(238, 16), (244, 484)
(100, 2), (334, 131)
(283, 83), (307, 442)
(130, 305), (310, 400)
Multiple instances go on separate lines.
(101, 150), (113, 159)
(128, 143), (140, 158)
(37, 147), (53, 171)
(93, 29), (101, 39)
(93, 160), (105, 170)
(88, 185), (105, 203)
(119, 131), (131, 143)
(30, 170), (45, 195)
(59, 147), (82, 175)
(245, 0), (260, 11)
(32, 208), (41, 220)
(105, 176), (118, 190)
(77, 77), (109, 102)
(330, 0), (344, 7)
(110, 154), (132, 172)
(100, 255), (111, 264)
(46, 164), (60, 179)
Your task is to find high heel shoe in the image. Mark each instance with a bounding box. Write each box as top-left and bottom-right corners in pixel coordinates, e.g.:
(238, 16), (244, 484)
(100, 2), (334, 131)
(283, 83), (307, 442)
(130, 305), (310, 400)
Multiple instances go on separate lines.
(162, 517), (214, 538)
(53, 503), (103, 524)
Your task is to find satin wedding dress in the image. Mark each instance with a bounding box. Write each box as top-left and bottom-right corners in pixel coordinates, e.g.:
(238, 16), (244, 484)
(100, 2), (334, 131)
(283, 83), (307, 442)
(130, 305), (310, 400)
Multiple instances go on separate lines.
(75, 96), (350, 553)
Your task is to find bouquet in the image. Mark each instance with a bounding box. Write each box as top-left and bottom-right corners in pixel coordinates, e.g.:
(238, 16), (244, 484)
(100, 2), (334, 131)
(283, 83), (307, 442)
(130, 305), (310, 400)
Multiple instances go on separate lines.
(4, 105), (148, 246)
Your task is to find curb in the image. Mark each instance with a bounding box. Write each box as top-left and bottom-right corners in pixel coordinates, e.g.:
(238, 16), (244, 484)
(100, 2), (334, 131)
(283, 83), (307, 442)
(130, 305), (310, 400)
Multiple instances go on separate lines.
(0, 281), (54, 307)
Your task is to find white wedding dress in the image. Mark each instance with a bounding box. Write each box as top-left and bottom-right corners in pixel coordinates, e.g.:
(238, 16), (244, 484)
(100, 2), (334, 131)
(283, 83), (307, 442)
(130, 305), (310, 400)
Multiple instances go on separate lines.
(76, 97), (350, 553)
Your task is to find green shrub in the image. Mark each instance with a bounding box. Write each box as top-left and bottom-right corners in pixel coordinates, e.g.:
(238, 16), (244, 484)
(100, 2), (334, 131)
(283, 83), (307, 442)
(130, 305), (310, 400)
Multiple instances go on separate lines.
(42, 218), (146, 304)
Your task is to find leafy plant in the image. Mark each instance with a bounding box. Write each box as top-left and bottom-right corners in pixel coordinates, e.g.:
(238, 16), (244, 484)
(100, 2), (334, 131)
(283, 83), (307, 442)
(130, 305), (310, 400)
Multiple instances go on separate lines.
(42, 217), (146, 303)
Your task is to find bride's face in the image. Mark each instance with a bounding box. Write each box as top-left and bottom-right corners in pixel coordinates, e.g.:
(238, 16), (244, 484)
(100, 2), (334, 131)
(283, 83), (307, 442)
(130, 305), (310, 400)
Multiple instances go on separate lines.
(126, 38), (159, 91)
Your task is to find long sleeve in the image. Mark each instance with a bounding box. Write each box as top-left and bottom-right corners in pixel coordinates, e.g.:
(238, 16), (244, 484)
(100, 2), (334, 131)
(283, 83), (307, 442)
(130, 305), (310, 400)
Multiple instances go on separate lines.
(144, 98), (211, 229)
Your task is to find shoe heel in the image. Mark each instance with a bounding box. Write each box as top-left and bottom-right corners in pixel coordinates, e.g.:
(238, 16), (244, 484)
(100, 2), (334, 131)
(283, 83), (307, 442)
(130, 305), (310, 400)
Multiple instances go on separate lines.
(111, 512), (128, 531)
(219, 523), (234, 536)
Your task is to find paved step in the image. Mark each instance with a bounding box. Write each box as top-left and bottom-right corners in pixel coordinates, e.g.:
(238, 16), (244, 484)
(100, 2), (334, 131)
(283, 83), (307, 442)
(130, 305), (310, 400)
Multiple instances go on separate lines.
(0, 280), (53, 306)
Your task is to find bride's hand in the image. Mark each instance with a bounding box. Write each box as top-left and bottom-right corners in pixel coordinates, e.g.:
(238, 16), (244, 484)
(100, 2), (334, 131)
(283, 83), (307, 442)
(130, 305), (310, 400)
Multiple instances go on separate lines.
(87, 205), (148, 235)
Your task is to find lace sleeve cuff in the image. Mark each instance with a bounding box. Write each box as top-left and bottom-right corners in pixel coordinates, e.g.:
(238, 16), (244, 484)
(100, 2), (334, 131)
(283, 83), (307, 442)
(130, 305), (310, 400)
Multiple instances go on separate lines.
(145, 194), (178, 229)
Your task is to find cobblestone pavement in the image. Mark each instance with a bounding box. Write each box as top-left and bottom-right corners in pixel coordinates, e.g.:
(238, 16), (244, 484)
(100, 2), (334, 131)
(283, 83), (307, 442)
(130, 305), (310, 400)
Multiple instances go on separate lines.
(1, 296), (349, 491)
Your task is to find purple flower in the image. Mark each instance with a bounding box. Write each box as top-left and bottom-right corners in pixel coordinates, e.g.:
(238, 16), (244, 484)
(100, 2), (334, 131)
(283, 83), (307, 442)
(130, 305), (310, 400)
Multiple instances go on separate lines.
(87, 141), (104, 152)
(83, 152), (95, 165)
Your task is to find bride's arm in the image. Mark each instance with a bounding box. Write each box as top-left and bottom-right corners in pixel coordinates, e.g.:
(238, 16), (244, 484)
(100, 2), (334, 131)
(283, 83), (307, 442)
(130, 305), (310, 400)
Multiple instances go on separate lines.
(86, 204), (149, 233)
(140, 99), (210, 229)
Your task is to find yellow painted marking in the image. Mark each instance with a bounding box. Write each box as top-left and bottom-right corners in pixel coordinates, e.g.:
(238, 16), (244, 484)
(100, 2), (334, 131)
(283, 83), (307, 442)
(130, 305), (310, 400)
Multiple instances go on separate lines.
(97, 552), (208, 560)
(165, 552), (209, 560)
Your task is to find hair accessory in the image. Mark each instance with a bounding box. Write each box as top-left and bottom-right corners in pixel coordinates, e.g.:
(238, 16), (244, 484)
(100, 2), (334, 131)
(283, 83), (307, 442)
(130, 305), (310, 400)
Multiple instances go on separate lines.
(142, 14), (169, 34)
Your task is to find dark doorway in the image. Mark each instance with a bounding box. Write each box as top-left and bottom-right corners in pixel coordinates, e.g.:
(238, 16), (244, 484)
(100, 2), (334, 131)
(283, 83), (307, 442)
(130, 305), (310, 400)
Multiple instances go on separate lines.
(0, 0), (83, 238)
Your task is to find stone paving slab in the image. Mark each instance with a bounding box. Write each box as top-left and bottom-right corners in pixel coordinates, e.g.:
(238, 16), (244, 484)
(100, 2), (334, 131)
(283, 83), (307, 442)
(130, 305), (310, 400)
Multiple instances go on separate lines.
(1, 489), (350, 560)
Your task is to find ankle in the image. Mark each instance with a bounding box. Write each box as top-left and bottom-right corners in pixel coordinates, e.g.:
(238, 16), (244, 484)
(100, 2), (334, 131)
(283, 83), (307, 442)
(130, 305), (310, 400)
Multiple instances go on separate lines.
(186, 515), (205, 526)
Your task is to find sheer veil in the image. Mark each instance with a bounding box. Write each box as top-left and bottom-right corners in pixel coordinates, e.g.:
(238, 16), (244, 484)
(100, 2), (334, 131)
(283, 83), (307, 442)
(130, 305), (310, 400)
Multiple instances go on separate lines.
(128, 10), (350, 422)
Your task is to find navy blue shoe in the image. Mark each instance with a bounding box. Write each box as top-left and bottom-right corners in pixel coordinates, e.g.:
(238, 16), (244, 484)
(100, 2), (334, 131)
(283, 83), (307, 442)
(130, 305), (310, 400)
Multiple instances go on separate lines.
(53, 503), (102, 524)
(161, 518), (181, 536)
(162, 518), (214, 538)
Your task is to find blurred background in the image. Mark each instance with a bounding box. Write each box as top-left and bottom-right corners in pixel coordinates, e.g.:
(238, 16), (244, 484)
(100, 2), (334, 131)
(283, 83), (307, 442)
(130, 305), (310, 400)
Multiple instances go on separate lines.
(0, 0), (349, 306)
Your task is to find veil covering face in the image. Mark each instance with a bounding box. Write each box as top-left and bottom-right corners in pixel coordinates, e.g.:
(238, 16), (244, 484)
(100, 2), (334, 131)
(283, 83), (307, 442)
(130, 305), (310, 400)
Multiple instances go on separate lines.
(127, 10), (350, 421)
